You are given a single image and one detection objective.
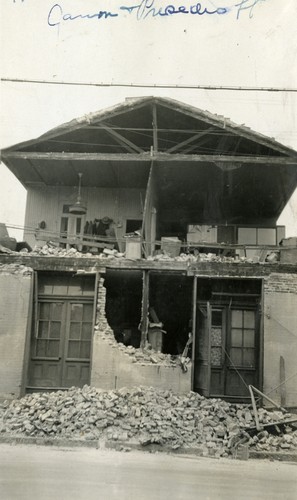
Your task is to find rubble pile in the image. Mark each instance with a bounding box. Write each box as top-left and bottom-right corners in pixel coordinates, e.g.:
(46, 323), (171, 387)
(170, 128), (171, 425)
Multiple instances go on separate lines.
(148, 252), (243, 264)
(30, 244), (125, 259)
(1, 239), (279, 265)
(115, 343), (182, 366)
(98, 330), (183, 367)
(1, 386), (296, 457)
(248, 408), (297, 452)
(148, 251), (279, 264)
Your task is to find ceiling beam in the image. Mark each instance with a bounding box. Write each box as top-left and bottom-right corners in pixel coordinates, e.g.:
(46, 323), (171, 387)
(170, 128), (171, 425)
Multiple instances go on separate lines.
(166, 127), (214, 153)
(3, 151), (297, 165)
(101, 122), (144, 153)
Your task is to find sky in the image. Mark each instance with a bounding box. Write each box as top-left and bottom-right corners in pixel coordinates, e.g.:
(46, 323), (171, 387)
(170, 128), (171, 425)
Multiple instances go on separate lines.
(1, 0), (297, 240)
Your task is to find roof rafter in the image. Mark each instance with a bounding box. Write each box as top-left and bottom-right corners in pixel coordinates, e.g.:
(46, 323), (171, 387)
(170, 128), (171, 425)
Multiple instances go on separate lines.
(166, 127), (215, 153)
(101, 122), (144, 153)
(155, 99), (297, 158)
(183, 134), (213, 154)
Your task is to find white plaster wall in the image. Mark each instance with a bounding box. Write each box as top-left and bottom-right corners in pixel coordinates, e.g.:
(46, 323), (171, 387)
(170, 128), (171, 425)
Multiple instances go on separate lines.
(0, 270), (32, 399)
(263, 291), (297, 407)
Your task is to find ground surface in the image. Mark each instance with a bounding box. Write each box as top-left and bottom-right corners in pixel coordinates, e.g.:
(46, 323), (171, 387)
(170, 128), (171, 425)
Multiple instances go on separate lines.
(0, 444), (296, 500)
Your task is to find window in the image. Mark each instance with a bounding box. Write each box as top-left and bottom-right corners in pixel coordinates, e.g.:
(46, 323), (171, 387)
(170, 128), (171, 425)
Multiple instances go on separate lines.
(210, 309), (223, 367)
(60, 204), (84, 247)
(230, 310), (256, 368)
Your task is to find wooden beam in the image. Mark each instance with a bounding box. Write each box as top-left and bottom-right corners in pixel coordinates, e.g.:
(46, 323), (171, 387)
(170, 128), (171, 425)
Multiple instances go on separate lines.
(182, 135), (212, 154)
(35, 235), (114, 250)
(4, 151), (297, 165)
(140, 270), (150, 349)
(191, 276), (197, 391)
(167, 128), (214, 153)
(152, 103), (158, 153)
(101, 122), (144, 153)
(280, 356), (286, 407)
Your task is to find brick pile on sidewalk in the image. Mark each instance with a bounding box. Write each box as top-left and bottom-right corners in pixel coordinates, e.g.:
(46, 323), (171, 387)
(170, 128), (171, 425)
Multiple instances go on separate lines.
(0, 386), (296, 457)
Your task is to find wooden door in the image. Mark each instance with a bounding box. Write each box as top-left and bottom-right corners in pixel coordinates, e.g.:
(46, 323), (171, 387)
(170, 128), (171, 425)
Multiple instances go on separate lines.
(194, 303), (259, 400)
(225, 308), (259, 397)
(27, 300), (93, 390)
(63, 302), (93, 387)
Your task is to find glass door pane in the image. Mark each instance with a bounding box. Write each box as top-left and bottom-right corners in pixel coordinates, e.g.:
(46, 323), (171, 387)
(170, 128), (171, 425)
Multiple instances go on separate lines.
(35, 302), (63, 359)
(66, 303), (93, 360)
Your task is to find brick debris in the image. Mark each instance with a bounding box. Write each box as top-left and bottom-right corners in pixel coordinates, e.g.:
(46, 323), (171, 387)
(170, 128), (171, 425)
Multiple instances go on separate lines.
(1, 386), (296, 457)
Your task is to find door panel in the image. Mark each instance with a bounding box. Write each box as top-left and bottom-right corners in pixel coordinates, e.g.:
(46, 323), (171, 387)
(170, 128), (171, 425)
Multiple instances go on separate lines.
(62, 302), (93, 387)
(28, 301), (64, 388)
(28, 300), (93, 389)
(194, 302), (260, 400)
(225, 308), (258, 397)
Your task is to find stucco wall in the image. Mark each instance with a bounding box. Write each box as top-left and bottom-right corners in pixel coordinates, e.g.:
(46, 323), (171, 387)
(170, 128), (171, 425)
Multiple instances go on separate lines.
(263, 273), (297, 407)
(0, 265), (32, 399)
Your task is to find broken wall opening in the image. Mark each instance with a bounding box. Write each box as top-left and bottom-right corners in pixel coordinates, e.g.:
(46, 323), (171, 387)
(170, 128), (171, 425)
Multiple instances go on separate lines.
(104, 269), (143, 348)
(148, 273), (193, 355)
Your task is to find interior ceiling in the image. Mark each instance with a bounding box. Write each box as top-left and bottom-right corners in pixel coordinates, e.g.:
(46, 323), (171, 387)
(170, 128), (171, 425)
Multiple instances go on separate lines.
(154, 162), (297, 222)
(2, 97), (297, 219)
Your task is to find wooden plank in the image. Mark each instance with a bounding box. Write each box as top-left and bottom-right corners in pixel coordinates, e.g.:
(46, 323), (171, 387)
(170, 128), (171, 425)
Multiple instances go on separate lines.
(4, 151), (296, 164)
(249, 385), (262, 431)
(140, 270), (149, 349)
(167, 128), (214, 153)
(248, 417), (297, 433)
(152, 103), (158, 153)
(191, 276), (197, 390)
(21, 271), (35, 397)
(250, 385), (288, 413)
(206, 301), (212, 397)
(35, 235), (114, 250)
(182, 135), (212, 154)
(142, 161), (154, 256)
(101, 123), (144, 153)
(280, 356), (286, 407)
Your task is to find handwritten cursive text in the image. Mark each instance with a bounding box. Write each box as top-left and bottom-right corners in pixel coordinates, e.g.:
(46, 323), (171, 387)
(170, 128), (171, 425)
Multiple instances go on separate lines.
(46, 0), (268, 27)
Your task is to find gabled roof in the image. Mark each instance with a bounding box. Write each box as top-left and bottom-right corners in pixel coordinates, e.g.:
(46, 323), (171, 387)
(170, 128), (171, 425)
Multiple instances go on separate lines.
(2, 96), (297, 158)
(1, 96), (297, 221)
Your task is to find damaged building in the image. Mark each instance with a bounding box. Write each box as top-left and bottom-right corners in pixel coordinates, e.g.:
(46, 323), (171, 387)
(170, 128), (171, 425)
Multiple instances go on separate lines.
(1, 96), (297, 406)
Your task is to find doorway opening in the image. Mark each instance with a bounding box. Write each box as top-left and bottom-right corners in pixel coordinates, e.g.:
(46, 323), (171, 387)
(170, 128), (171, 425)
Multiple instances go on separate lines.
(104, 270), (143, 348)
(194, 278), (262, 401)
(148, 273), (193, 355)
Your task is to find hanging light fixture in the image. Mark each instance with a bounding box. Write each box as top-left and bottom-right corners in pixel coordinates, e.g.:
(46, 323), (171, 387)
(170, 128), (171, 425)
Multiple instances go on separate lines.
(69, 172), (87, 215)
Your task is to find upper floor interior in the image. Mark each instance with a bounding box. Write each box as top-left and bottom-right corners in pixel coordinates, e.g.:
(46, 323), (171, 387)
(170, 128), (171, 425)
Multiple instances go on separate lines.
(2, 97), (297, 257)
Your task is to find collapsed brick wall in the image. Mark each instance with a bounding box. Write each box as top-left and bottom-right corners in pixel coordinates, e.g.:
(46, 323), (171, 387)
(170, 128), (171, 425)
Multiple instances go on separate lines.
(90, 275), (191, 393)
(263, 272), (297, 407)
(0, 264), (33, 400)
